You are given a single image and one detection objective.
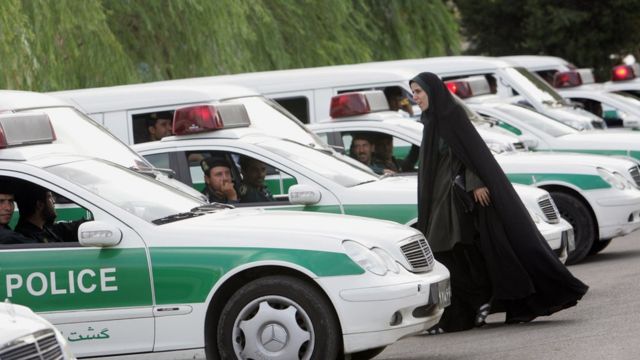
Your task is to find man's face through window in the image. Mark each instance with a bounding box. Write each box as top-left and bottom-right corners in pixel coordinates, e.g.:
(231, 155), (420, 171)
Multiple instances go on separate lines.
(0, 193), (15, 226)
(242, 160), (267, 188)
(149, 119), (173, 140)
(375, 137), (393, 161)
(206, 166), (233, 192)
(352, 139), (373, 164)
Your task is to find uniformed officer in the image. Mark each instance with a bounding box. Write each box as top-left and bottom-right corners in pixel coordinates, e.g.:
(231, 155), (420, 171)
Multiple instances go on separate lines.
(14, 184), (83, 243)
(0, 178), (31, 244)
(200, 157), (239, 204)
(349, 132), (389, 175)
(238, 156), (274, 203)
(146, 111), (173, 141)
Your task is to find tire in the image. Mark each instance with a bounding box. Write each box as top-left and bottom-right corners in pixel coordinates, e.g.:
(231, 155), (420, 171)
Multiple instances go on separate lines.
(348, 346), (387, 360)
(216, 275), (340, 360)
(550, 192), (596, 265)
(589, 238), (612, 255)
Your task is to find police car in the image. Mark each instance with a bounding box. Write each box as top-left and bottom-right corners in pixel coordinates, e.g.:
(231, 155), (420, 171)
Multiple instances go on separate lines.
(309, 91), (640, 264)
(502, 55), (640, 99)
(0, 301), (75, 359)
(358, 56), (605, 130)
(0, 108), (450, 359)
(502, 56), (640, 128)
(130, 97), (573, 263)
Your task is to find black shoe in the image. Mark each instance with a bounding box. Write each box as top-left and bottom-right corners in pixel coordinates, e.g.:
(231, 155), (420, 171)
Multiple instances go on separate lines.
(475, 303), (491, 327)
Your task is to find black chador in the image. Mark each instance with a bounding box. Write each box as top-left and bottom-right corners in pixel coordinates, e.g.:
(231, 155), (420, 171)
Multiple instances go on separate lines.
(412, 72), (588, 329)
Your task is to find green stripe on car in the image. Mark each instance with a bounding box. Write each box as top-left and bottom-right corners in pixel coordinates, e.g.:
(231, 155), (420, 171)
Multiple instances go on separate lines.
(507, 173), (611, 190)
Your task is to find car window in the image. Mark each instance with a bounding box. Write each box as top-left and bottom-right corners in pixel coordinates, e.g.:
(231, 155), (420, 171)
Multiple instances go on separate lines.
(502, 67), (566, 106)
(47, 159), (203, 223)
(494, 105), (577, 137)
(1, 177), (91, 248)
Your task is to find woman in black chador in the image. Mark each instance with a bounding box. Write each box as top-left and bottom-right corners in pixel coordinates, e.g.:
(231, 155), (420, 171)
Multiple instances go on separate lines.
(410, 72), (588, 332)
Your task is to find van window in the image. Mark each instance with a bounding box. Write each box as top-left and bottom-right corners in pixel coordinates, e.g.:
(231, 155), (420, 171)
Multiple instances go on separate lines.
(132, 111), (174, 144)
(274, 97), (310, 124)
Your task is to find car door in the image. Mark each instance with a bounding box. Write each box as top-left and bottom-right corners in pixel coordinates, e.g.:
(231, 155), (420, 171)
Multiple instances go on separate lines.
(0, 171), (154, 358)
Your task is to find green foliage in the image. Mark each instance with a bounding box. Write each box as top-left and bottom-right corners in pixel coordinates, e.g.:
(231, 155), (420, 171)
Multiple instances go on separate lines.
(1, 0), (460, 91)
(455, 0), (640, 80)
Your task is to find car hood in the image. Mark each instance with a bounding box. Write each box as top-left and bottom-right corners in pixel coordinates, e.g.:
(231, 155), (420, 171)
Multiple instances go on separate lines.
(0, 302), (52, 344)
(560, 131), (640, 150)
(157, 207), (422, 256)
(497, 151), (638, 173)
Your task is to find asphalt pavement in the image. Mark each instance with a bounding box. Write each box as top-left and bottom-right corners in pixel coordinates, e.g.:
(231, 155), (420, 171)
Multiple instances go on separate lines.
(377, 231), (640, 360)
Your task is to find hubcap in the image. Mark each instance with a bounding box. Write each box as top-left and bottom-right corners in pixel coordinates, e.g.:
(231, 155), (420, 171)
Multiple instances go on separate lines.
(260, 323), (288, 352)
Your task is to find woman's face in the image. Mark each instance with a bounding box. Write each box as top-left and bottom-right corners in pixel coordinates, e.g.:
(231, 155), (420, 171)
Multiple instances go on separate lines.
(411, 82), (429, 111)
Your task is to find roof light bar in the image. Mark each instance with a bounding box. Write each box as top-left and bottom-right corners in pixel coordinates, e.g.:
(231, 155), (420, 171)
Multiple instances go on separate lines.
(611, 64), (639, 82)
(0, 113), (56, 149)
(172, 104), (250, 135)
(444, 76), (491, 99)
(330, 91), (389, 118)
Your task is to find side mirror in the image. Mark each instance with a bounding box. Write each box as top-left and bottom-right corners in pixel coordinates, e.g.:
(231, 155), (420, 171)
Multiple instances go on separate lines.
(520, 134), (539, 149)
(78, 221), (122, 247)
(288, 184), (322, 205)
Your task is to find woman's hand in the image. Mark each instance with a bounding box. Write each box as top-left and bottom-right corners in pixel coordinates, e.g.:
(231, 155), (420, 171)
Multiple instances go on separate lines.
(473, 187), (491, 207)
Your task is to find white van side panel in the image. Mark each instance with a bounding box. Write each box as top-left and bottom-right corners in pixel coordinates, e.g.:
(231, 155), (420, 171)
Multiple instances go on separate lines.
(313, 88), (334, 123)
(102, 111), (130, 144)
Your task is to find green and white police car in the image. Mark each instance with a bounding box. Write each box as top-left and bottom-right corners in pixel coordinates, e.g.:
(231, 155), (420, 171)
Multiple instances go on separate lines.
(0, 110), (450, 359)
(131, 99), (573, 264)
(309, 91), (640, 264)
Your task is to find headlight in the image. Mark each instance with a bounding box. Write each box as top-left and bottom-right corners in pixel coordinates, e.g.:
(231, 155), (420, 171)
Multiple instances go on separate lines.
(371, 247), (401, 274)
(597, 168), (627, 190)
(342, 240), (391, 276)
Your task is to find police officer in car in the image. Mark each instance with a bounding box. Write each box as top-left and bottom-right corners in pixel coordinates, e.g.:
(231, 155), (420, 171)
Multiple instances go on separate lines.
(201, 157), (239, 204)
(146, 111), (173, 141)
(238, 156), (274, 203)
(15, 184), (84, 243)
(0, 178), (31, 244)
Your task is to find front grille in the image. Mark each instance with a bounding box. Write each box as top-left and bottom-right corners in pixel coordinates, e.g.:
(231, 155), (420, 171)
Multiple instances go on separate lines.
(629, 165), (640, 187)
(0, 329), (63, 360)
(538, 195), (559, 224)
(400, 236), (434, 272)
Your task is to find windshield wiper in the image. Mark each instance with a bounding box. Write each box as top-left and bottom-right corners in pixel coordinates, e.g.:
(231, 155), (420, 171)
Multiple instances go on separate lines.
(152, 211), (205, 225)
(153, 203), (235, 225)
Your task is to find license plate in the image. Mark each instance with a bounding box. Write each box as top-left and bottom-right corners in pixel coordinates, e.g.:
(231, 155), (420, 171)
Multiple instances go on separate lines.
(438, 279), (451, 307)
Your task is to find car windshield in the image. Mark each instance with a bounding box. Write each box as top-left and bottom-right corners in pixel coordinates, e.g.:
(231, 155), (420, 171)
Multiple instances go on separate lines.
(223, 96), (331, 150)
(19, 107), (152, 170)
(258, 139), (379, 187)
(47, 159), (204, 223)
(502, 67), (566, 106)
(495, 104), (578, 137)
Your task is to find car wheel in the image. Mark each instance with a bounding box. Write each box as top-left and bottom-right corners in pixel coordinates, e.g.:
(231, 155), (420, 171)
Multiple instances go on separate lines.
(550, 192), (596, 265)
(589, 238), (612, 255)
(217, 275), (340, 360)
(348, 346), (387, 360)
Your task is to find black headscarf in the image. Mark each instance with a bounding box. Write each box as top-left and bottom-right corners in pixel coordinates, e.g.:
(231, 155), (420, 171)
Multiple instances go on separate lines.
(411, 72), (587, 318)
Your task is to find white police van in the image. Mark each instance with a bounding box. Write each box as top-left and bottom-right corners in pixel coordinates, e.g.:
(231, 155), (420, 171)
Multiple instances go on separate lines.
(0, 301), (75, 359)
(0, 102), (450, 359)
(309, 91), (640, 264)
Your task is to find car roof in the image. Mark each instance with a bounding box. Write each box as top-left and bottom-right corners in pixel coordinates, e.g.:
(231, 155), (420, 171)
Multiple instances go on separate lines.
(500, 55), (571, 71)
(132, 126), (270, 151)
(360, 56), (517, 75)
(0, 90), (70, 111)
(50, 84), (260, 114)
(150, 66), (420, 93)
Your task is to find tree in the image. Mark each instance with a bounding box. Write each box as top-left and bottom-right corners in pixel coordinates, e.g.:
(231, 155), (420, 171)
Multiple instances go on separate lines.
(455, 0), (640, 80)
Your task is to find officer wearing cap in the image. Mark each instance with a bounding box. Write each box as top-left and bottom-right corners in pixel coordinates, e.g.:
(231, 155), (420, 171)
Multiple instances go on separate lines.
(0, 178), (30, 244)
(201, 157), (239, 204)
(146, 111), (173, 141)
(238, 156), (274, 203)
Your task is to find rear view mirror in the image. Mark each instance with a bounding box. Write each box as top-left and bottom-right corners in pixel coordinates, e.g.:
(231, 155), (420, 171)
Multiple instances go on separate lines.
(78, 221), (122, 247)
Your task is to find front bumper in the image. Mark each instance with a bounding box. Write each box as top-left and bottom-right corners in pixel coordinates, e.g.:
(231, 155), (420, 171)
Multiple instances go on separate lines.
(592, 190), (640, 239)
(317, 261), (450, 354)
